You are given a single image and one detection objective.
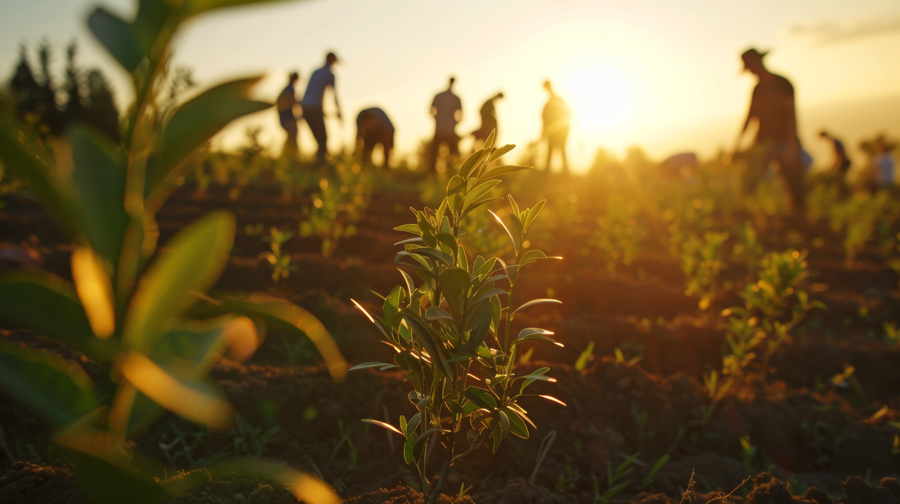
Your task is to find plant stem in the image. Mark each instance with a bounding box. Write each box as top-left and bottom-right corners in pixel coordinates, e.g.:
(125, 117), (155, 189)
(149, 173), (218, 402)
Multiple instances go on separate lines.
(429, 433), (455, 504)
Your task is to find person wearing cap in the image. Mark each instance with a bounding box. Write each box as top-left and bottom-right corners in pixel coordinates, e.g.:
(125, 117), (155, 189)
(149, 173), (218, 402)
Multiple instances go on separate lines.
(734, 48), (805, 213)
(429, 77), (463, 173)
(301, 52), (342, 162)
(471, 91), (504, 150)
(541, 80), (571, 173)
(277, 71), (301, 159)
(356, 107), (395, 168)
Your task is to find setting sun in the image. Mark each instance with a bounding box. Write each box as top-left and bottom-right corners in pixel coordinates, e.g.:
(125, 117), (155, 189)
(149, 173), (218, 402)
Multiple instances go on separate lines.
(560, 63), (636, 135)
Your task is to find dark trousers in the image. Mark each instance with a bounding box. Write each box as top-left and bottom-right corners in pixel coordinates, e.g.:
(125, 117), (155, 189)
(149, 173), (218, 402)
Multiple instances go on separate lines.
(282, 122), (298, 159)
(429, 132), (459, 172)
(304, 106), (327, 160)
(742, 141), (806, 214)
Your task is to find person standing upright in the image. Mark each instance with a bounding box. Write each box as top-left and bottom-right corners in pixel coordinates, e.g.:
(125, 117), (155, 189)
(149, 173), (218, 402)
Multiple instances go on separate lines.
(472, 91), (504, 149)
(277, 71), (301, 159)
(429, 77), (462, 173)
(541, 80), (571, 174)
(302, 52), (342, 163)
(734, 48), (805, 214)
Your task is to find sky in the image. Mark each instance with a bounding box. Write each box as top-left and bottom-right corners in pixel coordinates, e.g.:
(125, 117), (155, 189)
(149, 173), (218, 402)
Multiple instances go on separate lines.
(2, 0), (900, 171)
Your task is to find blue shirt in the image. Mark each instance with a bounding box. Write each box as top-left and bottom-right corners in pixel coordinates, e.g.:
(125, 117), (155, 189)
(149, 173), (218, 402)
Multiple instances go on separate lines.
(301, 66), (335, 108)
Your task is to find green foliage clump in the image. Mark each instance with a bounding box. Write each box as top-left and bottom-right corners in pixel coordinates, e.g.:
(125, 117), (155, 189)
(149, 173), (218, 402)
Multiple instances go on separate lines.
(299, 161), (371, 257)
(828, 191), (900, 265)
(589, 195), (646, 275)
(731, 221), (764, 277)
(263, 227), (296, 282)
(680, 231), (730, 310)
(722, 250), (824, 379)
(351, 132), (563, 503)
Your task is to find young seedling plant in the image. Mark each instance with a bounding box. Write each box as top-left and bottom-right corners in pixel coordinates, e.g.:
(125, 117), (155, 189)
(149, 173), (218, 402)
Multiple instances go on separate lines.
(351, 132), (565, 504)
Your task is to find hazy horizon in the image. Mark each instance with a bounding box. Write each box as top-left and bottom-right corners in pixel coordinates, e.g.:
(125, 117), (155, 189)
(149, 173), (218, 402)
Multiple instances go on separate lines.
(2, 0), (899, 171)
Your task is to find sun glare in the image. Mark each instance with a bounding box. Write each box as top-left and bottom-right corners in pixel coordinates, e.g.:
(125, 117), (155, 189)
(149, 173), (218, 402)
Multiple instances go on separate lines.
(560, 64), (636, 135)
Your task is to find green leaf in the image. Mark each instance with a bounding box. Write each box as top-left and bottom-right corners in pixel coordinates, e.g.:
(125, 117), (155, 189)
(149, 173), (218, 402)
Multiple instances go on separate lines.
(403, 312), (452, 377)
(511, 298), (562, 319)
(640, 454), (669, 488)
(64, 449), (168, 504)
(394, 223), (421, 235)
(463, 301), (493, 352)
(472, 287), (506, 304)
(0, 271), (94, 351)
(186, 292), (347, 380)
(464, 386), (497, 409)
(519, 249), (550, 267)
(403, 434), (416, 464)
(517, 328), (554, 339)
(523, 200), (547, 231)
(462, 179), (501, 213)
(496, 408), (510, 437)
(492, 421), (503, 453)
(69, 126), (128, 266)
(488, 144), (515, 163)
(0, 343), (98, 428)
(512, 333), (560, 347)
(348, 362), (398, 371)
(425, 306), (454, 322)
(483, 129), (497, 150)
(398, 247), (453, 267)
(613, 452), (639, 481)
(446, 175), (465, 214)
(518, 370), (556, 395)
(481, 165), (532, 180)
(438, 268), (470, 319)
(460, 196), (503, 220)
(400, 269), (417, 298)
(393, 236), (425, 247)
(124, 211), (235, 351)
(119, 351), (232, 430)
(458, 149), (483, 179)
(505, 408), (529, 438)
(383, 285), (403, 330)
(601, 480), (632, 502)
(150, 318), (235, 379)
(150, 77), (271, 197)
(490, 295), (502, 335)
(87, 7), (144, 71)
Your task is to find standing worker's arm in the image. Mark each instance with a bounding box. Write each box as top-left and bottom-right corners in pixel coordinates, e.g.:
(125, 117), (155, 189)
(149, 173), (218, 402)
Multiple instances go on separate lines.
(332, 88), (342, 121)
(735, 98), (757, 153)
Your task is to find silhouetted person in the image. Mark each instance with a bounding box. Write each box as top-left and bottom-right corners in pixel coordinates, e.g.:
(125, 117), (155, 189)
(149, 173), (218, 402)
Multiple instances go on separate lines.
(873, 137), (896, 187)
(819, 130), (850, 176)
(302, 52), (342, 162)
(429, 77), (462, 172)
(472, 92), (504, 148)
(735, 48), (805, 213)
(277, 71), (301, 159)
(541, 80), (570, 173)
(356, 107), (394, 168)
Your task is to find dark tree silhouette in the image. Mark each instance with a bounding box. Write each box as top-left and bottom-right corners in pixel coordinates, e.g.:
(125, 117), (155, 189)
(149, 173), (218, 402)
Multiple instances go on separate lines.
(7, 40), (121, 142)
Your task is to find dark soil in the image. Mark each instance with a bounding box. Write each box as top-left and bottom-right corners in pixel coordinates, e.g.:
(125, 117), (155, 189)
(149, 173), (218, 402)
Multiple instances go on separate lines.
(2, 174), (900, 503)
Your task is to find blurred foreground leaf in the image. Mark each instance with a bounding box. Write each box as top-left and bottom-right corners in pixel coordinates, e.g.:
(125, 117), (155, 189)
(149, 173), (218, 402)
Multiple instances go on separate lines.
(0, 343), (98, 427)
(124, 210), (235, 350)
